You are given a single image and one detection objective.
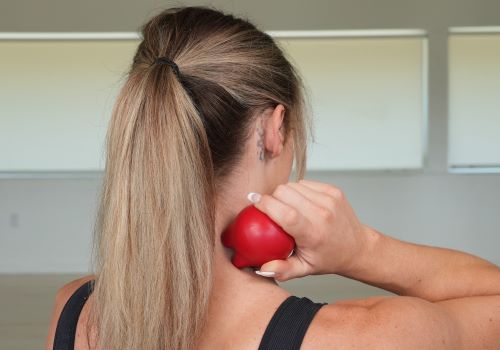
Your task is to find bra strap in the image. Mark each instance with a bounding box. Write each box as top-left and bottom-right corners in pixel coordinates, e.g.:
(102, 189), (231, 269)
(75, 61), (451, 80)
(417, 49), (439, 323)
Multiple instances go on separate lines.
(53, 279), (94, 350)
(258, 296), (326, 350)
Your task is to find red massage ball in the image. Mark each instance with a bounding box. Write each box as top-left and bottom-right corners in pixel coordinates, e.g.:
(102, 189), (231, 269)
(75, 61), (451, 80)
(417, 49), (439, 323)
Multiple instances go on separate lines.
(221, 205), (295, 268)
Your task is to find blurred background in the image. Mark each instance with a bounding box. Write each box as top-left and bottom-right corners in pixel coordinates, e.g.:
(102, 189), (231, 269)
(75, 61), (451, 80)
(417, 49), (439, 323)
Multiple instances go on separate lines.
(1, 0), (499, 348)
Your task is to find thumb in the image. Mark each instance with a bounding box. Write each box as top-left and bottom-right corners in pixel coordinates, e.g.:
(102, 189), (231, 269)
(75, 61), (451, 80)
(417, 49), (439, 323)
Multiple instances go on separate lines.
(257, 256), (308, 282)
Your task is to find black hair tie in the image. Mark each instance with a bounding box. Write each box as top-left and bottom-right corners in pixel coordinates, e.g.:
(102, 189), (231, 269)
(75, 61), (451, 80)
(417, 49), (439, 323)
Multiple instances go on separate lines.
(154, 57), (180, 78)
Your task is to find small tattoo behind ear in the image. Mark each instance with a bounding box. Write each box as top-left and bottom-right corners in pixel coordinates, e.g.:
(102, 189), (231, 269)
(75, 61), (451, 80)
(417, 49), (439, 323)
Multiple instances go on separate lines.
(257, 120), (265, 161)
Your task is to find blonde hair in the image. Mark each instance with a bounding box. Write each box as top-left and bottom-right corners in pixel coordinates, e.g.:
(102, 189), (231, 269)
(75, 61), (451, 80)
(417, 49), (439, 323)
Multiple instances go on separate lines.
(89, 6), (309, 350)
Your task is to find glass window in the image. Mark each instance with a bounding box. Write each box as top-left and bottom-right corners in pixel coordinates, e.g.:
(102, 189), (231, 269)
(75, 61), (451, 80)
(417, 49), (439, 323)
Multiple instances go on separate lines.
(0, 39), (138, 171)
(448, 32), (500, 170)
(276, 33), (427, 170)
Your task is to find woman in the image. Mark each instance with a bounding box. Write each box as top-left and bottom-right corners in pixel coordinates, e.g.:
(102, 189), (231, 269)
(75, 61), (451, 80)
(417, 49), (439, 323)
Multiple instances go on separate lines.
(46, 6), (500, 350)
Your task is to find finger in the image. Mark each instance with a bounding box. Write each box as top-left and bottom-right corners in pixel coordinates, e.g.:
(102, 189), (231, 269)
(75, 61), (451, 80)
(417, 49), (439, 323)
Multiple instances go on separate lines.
(299, 179), (344, 199)
(272, 184), (322, 221)
(254, 194), (309, 240)
(288, 182), (335, 211)
(257, 255), (309, 282)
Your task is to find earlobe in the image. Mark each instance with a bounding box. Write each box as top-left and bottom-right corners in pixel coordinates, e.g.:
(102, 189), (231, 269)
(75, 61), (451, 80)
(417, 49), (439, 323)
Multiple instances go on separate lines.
(275, 142), (283, 156)
(263, 104), (286, 158)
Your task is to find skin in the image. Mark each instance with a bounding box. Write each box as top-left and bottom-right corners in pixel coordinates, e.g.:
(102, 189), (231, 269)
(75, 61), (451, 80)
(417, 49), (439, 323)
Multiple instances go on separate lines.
(46, 104), (500, 349)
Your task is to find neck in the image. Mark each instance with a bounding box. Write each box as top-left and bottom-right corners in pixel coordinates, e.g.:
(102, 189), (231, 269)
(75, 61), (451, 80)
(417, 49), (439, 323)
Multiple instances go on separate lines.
(213, 189), (255, 278)
(212, 172), (276, 286)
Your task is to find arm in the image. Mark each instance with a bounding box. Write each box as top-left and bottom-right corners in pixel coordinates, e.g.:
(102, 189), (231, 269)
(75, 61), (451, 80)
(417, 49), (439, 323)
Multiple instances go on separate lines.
(252, 180), (500, 348)
(254, 180), (500, 301)
(310, 294), (500, 349)
(339, 231), (500, 348)
(342, 225), (500, 301)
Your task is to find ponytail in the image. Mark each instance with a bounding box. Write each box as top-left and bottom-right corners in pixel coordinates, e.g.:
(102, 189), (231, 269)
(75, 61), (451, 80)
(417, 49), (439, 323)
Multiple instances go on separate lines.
(89, 5), (310, 350)
(91, 63), (215, 349)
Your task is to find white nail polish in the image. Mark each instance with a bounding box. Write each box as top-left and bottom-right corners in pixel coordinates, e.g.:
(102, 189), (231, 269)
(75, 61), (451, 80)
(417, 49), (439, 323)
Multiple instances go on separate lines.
(255, 270), (275, 277)
(247, 192), (262, 204)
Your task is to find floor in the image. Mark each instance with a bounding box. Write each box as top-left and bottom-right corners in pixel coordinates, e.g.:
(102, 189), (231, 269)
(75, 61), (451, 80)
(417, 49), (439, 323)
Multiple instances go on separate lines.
(0, 273), (392, 349)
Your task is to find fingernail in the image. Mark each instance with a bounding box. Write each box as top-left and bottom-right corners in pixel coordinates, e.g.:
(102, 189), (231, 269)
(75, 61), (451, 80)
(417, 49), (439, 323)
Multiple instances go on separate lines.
(255, 270), (275, 277)
(247, 192), (262, 204)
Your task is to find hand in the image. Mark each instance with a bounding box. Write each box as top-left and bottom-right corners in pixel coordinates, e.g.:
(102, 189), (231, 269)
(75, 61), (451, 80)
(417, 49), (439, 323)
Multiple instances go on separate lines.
(252, 180), (371, 281)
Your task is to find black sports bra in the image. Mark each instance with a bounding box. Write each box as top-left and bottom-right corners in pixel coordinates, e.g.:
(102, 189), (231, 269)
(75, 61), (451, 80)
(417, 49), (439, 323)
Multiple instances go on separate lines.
(53, 280), (326, 350)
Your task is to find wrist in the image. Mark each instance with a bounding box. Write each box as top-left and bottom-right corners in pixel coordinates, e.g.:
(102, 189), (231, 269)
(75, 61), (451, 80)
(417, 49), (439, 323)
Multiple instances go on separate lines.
(338, 224), (381, 277)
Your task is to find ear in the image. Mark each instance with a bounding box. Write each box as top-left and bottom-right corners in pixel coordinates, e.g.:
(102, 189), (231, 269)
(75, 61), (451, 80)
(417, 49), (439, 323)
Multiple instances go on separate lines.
(263, 104), (285, 158)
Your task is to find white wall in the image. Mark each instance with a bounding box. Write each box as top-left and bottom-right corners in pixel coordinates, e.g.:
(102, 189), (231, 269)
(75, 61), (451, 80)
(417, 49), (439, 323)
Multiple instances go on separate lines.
(1, 173), (499, 273)
(0, 179), (98, 273)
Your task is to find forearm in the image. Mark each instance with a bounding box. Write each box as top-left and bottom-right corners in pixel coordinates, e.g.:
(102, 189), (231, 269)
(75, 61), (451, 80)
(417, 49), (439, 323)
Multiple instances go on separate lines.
(339, 226), (500, 301)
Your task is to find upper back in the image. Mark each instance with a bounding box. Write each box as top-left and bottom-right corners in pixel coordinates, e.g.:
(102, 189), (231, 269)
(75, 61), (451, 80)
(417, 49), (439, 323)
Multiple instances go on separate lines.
(46, 276), (457, 350)
(47, 276), (327, 350)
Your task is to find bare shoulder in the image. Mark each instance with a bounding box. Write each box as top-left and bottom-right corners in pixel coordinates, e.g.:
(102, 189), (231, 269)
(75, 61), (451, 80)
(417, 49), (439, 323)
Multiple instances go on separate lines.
(54, 275), (95, 302)
(302, 295), (459, 350)
(45, 275), (96, 350)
